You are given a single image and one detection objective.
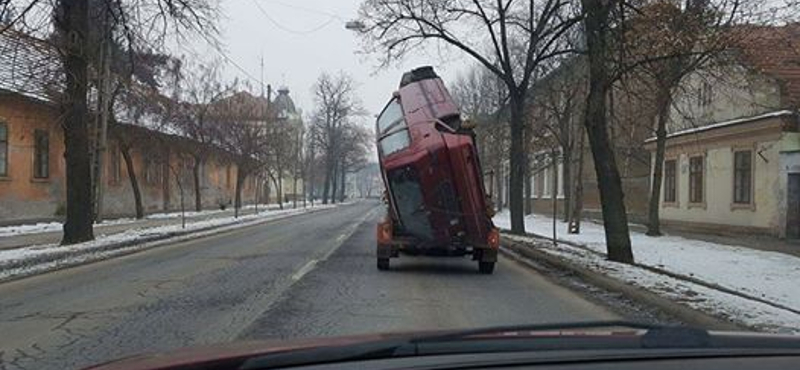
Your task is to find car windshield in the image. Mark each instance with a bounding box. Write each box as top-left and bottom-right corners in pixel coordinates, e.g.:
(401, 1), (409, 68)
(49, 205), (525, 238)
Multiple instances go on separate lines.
(0, 1), (798, 369)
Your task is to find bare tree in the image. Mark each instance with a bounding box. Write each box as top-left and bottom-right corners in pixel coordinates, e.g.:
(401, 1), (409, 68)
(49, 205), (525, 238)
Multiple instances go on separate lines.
(529, 59), (586, 225)
(450, 65), (509, 213)
(358, 0), (582, 234)
(1, 0), (219, 243)
(309, 72), (365, 204)
(337, 124), (372, 202)
(619, 0), (750, 236)
(579, 0), (635, 263)
(263, 116), (298, 209)
(53, 0), (95, 243)
(109, 51), (182, 219)
(212, 90), (269, 217)
(174, 59), (231, 212)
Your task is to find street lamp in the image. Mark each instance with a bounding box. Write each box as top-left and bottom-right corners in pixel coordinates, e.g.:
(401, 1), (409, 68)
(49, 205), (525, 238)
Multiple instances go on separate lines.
(345, 20), (366, 32)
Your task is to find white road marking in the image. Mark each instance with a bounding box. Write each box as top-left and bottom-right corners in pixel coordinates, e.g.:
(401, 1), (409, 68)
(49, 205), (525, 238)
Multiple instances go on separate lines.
(194, 203), (382, 342)
(291, 259), (318, 281)
(291, 207), (380, 283)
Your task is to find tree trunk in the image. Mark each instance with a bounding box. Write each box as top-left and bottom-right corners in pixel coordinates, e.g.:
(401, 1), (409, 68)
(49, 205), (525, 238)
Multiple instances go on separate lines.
(562, 148), (572, 222)
(322, 158), (332, 204)
(234, 165), (246, 218)
(524, 166), (532, 215)
(647, 90), (672, 236)
(330, 161), (339, 205)
(339, 164), (347, 202)
(120, 144), (144, 219)
(582, 0), (634, 264)
(302, 171), (307, 208)
(495, 163), (504, 212)
(569, 132), (585, 234)
(293, 172), (298, 209)
(192, 156), (203, 212)
(269, 174), (280, 208)
(507, 95), (527, 234)
(58, 0), (94, 245)
(277, 174), (284, 210)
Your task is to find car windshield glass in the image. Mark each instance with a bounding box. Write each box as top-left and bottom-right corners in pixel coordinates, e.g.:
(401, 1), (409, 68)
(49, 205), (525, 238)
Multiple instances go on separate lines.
(3, 1), (797, 369)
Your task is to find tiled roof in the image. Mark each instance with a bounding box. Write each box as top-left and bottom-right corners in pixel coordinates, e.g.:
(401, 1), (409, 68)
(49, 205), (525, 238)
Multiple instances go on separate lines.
(733, 23), (800, 107)
(0, 29), (63, 102)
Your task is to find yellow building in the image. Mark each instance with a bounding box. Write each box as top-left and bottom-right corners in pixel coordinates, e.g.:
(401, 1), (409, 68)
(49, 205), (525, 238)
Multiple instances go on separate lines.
(647, 24), (800, 238)
(646, 111), (800, 237)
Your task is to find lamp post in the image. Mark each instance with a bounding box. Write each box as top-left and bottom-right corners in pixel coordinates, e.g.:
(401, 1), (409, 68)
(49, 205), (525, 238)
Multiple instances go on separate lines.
(344, 20), (365, 32)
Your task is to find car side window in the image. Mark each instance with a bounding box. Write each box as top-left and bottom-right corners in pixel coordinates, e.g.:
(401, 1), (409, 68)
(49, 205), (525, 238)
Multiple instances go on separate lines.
(377, 98), (404, 134)
(377, 98), (410, 156)
(380, 130), (410, 156)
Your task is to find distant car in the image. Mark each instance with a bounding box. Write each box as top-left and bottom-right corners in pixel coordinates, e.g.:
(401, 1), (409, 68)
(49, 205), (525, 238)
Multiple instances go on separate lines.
(375, 66), (499, 274)
(86, 322), (800, 369)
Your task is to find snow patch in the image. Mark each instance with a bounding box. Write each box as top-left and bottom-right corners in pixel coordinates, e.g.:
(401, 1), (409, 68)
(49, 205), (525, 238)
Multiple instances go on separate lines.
(495, 211), (800, 333)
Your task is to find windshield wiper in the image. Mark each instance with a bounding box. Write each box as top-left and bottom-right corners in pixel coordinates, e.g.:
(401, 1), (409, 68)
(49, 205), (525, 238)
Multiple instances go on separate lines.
(239, 338), (412, 370)
(409, 320), (661, 344)
(238, 321), (662, 369)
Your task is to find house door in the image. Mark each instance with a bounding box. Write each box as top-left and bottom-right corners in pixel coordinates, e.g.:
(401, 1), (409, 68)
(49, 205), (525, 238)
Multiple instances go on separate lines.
(787, 174), (800, 239)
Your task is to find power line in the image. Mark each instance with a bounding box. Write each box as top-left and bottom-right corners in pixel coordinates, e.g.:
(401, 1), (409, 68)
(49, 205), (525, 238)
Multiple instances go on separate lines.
(184, 26), (267, 91)
(250, 0), (338, 36)
(258, 0), (346, 21)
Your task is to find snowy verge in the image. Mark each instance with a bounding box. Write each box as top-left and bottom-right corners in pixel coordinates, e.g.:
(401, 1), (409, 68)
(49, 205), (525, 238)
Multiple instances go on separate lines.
(0, 204), (336, 283)
(0, 202), (294, 237)
(494, 212), (800, 333)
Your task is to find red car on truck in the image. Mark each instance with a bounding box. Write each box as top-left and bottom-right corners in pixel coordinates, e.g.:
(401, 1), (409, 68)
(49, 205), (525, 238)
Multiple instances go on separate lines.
(375, 66), (499, 274)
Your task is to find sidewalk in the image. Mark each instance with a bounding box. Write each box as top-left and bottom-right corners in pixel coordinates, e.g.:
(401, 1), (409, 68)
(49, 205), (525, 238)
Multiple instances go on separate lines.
(660, 227), (800, 258)
(494, 211), (800, 333)
(0, 202), (303, 250)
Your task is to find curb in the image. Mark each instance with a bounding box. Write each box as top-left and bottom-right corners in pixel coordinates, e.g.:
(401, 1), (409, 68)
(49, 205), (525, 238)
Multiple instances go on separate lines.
(0, 205), (343, 285)
(500, 236), (745, 331)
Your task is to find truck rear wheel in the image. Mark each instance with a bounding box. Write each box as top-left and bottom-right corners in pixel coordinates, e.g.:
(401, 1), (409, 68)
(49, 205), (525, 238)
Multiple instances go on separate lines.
(377, 258), (390, 271)
(479, 261), (495, 274)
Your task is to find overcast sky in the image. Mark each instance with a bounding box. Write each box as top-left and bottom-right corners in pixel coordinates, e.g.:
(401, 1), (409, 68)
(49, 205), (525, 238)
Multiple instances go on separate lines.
(192, 0), (470, 122)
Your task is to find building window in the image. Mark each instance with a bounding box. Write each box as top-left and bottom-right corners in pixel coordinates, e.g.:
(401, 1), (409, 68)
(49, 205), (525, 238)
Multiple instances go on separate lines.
(664, 159), (677, 203)
(689, 156), (704, 204)
(0, 122), (7, 177)
(733, 150), (753, 204)
(33, 129), (49, 179)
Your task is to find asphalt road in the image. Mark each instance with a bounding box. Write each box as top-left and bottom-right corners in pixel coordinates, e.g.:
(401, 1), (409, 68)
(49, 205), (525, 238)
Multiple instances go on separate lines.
(0, 200), (618, 370)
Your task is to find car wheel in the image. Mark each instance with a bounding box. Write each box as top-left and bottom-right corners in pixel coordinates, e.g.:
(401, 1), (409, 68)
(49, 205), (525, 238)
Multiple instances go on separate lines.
(377, 258), (390, 271)
(479, 261), (495, 274)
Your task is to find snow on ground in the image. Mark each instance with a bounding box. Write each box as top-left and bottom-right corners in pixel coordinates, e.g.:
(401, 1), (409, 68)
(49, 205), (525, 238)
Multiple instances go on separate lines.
(495, 211), (800, 333)
(0, 222), (64, 237)
(0, 204), (334, 273)
(0, 202), (294, 237)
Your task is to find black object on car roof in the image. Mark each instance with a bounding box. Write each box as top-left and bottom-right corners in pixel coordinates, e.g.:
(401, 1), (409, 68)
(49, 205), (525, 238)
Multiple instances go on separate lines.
(399, 66), (439, 88)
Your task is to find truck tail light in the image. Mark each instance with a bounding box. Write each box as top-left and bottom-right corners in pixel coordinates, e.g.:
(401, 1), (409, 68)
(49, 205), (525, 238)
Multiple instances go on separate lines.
(487, 227), (500, 249)
(377, 219), (393, 245)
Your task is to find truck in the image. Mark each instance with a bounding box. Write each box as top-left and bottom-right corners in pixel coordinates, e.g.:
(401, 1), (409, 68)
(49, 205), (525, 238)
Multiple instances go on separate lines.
(375, 66), (500, 274)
